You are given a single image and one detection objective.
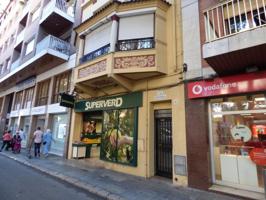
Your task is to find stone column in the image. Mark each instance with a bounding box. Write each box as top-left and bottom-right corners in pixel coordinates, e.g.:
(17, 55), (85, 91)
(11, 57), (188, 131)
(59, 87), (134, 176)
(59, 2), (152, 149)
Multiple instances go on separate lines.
(110, 15), (119, 52)
(77, 35), (85, 63)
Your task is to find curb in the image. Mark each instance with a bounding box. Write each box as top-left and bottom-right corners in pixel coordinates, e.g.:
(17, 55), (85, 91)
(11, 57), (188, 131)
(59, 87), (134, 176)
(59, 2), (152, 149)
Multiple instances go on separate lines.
(0, 153), (124, 200)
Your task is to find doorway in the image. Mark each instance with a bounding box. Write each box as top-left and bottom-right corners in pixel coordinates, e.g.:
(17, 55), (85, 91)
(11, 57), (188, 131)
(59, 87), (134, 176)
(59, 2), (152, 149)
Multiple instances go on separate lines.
(155, 109), (173, 178)
(36, 115), (45, 131)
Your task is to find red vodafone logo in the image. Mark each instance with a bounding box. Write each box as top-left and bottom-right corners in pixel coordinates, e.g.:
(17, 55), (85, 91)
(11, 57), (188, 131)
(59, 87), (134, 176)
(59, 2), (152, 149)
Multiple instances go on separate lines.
(192, 85), (203, 95)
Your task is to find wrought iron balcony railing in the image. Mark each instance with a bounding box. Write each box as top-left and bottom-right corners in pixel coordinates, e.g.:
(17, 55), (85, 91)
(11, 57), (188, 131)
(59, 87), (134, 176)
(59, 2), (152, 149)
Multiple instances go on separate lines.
(79, 44), (110, 64)
(117, 38), (155, 51)
(204, 0), (266, 42)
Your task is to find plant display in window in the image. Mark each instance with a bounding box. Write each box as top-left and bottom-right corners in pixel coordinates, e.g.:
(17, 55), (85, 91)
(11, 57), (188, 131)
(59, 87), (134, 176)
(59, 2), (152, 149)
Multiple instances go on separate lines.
(101, 109), (136, 165)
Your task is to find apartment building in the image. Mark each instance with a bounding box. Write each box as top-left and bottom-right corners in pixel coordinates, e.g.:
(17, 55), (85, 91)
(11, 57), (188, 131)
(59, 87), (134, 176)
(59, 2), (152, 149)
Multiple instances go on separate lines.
(0, 0), (81, 157)
(183, 0), (266, 198)
(68, 0), (188, 186)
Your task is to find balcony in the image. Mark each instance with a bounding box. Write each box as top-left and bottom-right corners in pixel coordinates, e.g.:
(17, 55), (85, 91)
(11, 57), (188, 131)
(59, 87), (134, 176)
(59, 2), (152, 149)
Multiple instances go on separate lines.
(10, 59), (20, 71)
(79, 44), (110, 65)
(0, 35), (71, 84)
(203, 0), (266, 75)
(14, 29), (25, 47)
(75, 38), (166, 89)
(40, 0), (74, 36)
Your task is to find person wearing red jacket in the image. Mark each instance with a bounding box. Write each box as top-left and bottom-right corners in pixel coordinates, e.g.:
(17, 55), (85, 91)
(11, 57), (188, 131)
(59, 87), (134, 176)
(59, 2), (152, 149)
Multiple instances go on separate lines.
(0, 130), (12, 151)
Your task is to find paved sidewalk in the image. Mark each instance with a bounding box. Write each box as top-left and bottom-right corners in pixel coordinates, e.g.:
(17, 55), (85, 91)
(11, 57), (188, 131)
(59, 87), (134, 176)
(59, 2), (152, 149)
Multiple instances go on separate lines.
(0, 149), (242, 200)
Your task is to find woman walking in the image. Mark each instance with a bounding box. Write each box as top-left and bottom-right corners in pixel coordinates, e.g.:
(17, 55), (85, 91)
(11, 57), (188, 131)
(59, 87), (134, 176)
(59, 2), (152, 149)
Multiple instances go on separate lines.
(43, 129), (53, 157)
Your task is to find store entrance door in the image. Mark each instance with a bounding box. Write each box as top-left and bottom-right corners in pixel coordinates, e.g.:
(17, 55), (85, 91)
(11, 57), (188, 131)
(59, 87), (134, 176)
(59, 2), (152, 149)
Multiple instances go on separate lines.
(155, 110), (172, 178)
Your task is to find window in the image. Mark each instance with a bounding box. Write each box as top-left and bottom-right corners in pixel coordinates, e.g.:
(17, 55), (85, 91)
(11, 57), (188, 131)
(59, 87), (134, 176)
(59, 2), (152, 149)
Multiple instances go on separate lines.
(100, 109), (137, 166)
(25, 39), (35, 55)
(13, 91), (23, 110)
(0, 97), (3, 112)
(36, 79), (50, 106)
(31, 7), (40, 22)
(210, 94), (266, 190)
(84, 21), (112, 55)
(23, 87), (34, 109)
(118, 14), (154, 40)
(52, 72), (71, 103)
(5, 58), (11, 71)
(9, 33), (15, 44)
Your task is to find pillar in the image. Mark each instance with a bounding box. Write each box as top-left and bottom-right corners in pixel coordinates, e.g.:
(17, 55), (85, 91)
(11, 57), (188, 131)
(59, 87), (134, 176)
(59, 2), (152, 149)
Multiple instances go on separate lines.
(110, 15), (119, 52)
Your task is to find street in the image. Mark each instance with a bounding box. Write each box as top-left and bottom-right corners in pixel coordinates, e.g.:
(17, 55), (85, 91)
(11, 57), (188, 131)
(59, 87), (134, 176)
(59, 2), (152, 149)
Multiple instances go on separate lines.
(0, 155), (102, 200)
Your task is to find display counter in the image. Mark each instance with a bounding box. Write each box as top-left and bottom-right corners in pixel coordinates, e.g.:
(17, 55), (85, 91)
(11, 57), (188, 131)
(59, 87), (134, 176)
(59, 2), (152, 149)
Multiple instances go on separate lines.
(220, 154), (258, 187)
(72, 143), (92, 159)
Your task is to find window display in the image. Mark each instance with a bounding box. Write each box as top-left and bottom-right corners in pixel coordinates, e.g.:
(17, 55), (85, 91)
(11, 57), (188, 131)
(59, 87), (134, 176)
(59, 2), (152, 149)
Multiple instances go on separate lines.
(100, 108), (137, 166)
(211, 94), (266, 192)
(51, 114), (68, 155)
(82, 112), (102, 144)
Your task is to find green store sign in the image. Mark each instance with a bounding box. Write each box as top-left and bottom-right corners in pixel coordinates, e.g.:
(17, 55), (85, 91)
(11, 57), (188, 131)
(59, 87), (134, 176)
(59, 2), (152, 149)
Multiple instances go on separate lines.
(74, 92), (143, 112)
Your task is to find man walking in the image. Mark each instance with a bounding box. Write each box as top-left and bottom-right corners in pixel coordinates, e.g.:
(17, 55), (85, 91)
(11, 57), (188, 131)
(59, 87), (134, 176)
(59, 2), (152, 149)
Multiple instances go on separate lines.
(33, 127), (43, 157)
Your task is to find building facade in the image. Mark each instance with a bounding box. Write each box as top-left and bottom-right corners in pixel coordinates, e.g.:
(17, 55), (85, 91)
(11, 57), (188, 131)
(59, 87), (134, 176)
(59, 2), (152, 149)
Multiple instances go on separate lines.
(0, 0), (82, 156)
(69, 0), (188, 186)
(183, 0), (266, 198)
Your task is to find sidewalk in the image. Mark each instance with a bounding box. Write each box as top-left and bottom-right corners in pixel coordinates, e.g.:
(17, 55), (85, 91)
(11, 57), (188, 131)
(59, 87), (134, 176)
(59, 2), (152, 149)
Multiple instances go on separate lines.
(0, 149), (243, 200)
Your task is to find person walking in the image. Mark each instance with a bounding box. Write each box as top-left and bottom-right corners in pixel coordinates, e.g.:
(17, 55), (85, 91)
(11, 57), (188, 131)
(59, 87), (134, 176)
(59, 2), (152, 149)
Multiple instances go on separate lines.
(12, 131), (22, 154)
(19, 128), (25, 141)
(43, 129), (54, 157)
(33, 127), (43, 157)
(0, 130), (12, 151)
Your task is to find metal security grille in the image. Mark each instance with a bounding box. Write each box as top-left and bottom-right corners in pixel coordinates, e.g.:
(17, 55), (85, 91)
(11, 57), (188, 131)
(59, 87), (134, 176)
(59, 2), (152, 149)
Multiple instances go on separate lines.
(155, 110), (172, 178)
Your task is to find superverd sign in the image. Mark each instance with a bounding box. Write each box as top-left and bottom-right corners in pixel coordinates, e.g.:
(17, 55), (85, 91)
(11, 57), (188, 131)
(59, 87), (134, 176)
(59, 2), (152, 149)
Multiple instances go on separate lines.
(74, 92), (142, 112)
(85, 97), (123, 110)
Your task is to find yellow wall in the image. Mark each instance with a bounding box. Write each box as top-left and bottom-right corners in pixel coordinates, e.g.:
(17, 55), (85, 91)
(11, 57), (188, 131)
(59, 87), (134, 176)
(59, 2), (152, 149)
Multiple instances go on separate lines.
(69, 0), (187, 186)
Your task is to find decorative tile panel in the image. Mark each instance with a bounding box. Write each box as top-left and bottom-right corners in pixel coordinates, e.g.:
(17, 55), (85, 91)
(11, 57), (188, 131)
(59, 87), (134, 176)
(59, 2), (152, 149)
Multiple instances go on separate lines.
(78, 59), (107, 79)
(114, 55), (155, 69)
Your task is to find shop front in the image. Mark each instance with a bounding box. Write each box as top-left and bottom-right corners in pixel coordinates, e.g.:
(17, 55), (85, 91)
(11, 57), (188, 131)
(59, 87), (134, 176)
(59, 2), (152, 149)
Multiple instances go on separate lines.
(20, 116), (31, 148)
(71, 92), (142, 167)
(187, 71), (266, 196)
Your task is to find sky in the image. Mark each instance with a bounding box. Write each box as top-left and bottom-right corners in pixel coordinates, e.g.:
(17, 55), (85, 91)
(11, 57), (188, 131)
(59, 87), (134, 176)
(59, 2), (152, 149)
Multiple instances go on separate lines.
(0, 0), (10, 16)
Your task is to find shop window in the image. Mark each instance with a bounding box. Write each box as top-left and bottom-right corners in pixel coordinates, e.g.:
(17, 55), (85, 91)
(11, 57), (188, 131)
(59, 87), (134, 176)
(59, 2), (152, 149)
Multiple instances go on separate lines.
(51, 114), (68, 155)
(22, 87), (34, 109)
(100, 109), (137, 166)
(13, 91), (23, 110)
(52, 72), (71, 104)
(210, 94), (266, 191)
(36, 79), (50, 106)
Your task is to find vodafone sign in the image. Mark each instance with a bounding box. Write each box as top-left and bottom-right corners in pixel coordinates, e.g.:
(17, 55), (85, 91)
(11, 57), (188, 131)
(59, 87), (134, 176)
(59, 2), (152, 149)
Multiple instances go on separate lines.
(188, 71), (266, 99)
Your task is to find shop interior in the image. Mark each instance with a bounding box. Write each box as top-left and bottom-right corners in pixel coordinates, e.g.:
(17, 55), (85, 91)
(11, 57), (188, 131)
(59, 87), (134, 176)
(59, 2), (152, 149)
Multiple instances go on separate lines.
(211, 94), (266, 192)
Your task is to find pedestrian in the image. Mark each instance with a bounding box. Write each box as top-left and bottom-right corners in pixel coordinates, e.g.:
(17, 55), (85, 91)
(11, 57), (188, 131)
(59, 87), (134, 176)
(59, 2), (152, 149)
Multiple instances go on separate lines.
(12, 131), (22, 154)
(19, 128), (25, 141)
(43, 129), (54, 157)
(33, 127), (43, 157)
(0, 130), (12, 151)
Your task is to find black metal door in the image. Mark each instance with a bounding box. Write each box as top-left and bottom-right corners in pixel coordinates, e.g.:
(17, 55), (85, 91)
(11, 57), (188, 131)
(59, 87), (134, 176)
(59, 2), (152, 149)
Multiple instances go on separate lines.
(155, 110), (172, 178)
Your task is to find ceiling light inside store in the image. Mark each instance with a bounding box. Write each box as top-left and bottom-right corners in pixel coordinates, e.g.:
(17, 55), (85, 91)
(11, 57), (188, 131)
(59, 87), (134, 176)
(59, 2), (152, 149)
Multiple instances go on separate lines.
(213, 114), (223, 118)
(255, 97), (266, 101)
(240, 113), (251, 116)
